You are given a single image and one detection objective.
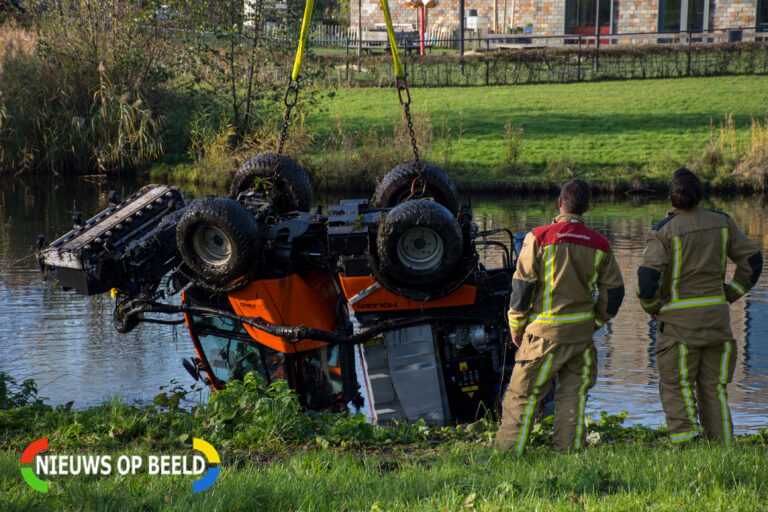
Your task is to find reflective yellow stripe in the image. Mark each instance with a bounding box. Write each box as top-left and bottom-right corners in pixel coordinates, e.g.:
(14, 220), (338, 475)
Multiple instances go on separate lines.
(529, 311), (595, 324)
(508, 310), (528, 328)
(671, 236), (681, 302)
(594, 318), (606, 327)
(640, 298), (660, 309)
(727, 280), (746, 296)
(574, 347), (592, 450)
(588, 249), (605, 292)
(678, 343), (700, 432)
(516, 353), (554, 456)
(543, 245), (554, 315)
(718, 341), (732, 445)
(721, 228), (729, 275)
(659, 296), (727, 312)
(670, 430), (700, 443)
(720, 227), (729, 295)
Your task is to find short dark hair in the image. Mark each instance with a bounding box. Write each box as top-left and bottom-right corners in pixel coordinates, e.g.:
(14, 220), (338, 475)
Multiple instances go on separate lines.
(560, 180), (591, 214)
(669, 167), (702, 210)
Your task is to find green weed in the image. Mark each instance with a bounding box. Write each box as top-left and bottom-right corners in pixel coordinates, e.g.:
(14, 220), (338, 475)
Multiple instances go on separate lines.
(2, 371), (768, 509)
(0, 371), (43, 410)
(503, 121), (524, 170)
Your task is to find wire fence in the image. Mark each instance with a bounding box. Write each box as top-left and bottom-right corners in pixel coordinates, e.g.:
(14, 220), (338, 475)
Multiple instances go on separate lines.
(301, 23), (765, 49)
(291, 42), (767, 88)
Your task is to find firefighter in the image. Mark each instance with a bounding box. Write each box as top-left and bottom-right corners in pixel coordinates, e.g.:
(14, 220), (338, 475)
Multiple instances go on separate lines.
(637, 168), (762, 444)
(496, 180), (625, 454)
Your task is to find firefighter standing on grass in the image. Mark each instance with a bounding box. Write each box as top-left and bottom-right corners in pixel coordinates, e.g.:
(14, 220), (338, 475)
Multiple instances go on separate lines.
(637, 168), (762, 444)
(496, 180), (625, 455)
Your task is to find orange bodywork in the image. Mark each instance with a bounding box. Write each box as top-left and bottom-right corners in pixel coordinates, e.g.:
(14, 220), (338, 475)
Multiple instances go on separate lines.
(228, 271), (337, 353)
(339, 276), (476, 312)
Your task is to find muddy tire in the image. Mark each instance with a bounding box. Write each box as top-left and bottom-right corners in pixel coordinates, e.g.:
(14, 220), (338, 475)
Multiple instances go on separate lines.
(377, 200), (463, 293)
(176, 197), (260, 286)
(229, 153), (313, 213)
(372, 162), (459, 215)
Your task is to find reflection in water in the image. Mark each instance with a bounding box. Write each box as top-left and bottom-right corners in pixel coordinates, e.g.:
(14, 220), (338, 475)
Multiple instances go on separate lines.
(1, 176), (766, 432)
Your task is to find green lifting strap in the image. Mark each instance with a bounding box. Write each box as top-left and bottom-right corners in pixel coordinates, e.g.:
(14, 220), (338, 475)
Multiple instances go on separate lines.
(291, 0), (316, 81)
(378, 0), (405, 79)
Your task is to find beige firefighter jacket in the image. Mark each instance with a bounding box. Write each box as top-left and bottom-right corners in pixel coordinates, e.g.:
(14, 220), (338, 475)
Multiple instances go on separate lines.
(507, 214), (625, 343)
(637, 206), (763, 346)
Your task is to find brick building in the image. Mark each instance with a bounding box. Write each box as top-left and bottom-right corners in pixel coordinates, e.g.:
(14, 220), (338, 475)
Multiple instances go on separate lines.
(350, 0), (768, 36)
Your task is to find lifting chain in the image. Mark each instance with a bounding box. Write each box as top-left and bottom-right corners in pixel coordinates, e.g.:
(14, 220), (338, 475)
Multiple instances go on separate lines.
(397, 77), (421, 176)
(273, 78), (300, 176)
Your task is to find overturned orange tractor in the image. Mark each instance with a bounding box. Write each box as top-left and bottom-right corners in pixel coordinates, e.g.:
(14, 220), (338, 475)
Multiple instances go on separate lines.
(39, 155), (521, 423)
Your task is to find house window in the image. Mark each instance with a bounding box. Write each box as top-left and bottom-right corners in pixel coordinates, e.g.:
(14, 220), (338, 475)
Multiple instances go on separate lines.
(660, 0), (708, 32)
(566, 0), (611, 34)
(760, 0), (768, 30)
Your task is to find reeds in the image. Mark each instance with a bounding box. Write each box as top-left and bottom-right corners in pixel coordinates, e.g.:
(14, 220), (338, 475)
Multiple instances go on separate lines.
(306, 106), (435, 192)
(0, 1), (167, 175)
(698, 114), (768, 188)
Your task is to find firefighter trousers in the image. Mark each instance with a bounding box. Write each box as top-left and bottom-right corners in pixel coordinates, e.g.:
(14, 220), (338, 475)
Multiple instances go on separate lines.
(496, 335), (597, 455)
(656, 336), (737, 444)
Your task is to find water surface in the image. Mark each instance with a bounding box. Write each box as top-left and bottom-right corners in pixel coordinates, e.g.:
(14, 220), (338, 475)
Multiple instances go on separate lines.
(1, 175), (766, 432)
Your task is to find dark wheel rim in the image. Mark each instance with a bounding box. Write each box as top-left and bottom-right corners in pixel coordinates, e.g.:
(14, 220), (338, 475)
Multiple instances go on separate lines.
(396, 227), (444, 272)
(192, 226), (232, 266)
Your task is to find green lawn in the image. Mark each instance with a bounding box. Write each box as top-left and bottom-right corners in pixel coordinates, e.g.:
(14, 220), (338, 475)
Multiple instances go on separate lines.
(3, 441), (768, 511)
(300, 75), (768, 186)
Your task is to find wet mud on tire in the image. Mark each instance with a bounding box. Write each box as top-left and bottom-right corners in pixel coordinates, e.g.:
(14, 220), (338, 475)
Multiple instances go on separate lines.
(176, 197), (260, 286)
(372, 162), (459, 215)
(229, 153), (313, 213)
(376, 199), (463, 297)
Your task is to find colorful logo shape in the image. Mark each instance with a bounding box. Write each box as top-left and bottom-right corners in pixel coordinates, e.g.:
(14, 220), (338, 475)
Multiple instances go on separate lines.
(20, 436), (220, 493)
(20, 437), (49, 493)
(192, 438), (220, 493)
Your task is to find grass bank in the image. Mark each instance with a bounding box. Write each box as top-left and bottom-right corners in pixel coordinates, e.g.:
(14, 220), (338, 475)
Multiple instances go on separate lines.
(154, 75), (768, 193)
(2, 372), (768, 510)
(3, 441), (768, 510)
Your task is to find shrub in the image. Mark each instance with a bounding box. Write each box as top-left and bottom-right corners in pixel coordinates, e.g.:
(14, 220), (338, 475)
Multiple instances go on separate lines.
(0, 371), (43, 410)
(0, 2), (168, 175)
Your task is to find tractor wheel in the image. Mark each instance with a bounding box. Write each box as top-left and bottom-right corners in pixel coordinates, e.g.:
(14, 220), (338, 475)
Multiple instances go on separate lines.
(229, 153), (313, 213)
(372, 161), (459, 215)
(377, 199), (463, 296)
(176, 197), (260, 286)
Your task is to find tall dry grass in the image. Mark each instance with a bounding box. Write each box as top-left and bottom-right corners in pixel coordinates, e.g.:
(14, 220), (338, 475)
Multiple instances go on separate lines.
(306, 106), (435, 191)
(697, 114), (768, 188)
(0, 1), (167, 175)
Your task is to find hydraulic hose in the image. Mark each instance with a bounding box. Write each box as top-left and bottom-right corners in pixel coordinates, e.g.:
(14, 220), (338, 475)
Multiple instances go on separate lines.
(115, 298), (487, 346)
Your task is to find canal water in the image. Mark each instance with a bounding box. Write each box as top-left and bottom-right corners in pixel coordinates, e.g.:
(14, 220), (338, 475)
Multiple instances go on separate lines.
(1, 175), (767, 433)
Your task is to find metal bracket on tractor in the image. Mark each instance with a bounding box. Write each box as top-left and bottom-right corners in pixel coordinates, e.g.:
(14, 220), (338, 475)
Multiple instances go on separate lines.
(39, 185), (186, 296)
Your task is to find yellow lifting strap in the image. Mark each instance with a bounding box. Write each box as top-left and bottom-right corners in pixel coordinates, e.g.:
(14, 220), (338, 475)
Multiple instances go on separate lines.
(291, 0), (316, 81)
(379, 0), (406, 79)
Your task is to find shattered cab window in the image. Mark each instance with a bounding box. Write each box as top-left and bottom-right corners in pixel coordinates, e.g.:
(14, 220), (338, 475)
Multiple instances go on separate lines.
(295, 345), (344, 410)
(191, 315), (284, 384)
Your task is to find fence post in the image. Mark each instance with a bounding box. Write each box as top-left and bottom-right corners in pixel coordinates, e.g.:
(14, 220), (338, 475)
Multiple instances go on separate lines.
(578, 35), (582, 81)
(345, 37), (350, 82)
(687, 29), (692, 76)
(485, 39), (490, 85)
(404, 39), (408, 79)
(594, 0), (600, 75)
(594, 36), (600, 75)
